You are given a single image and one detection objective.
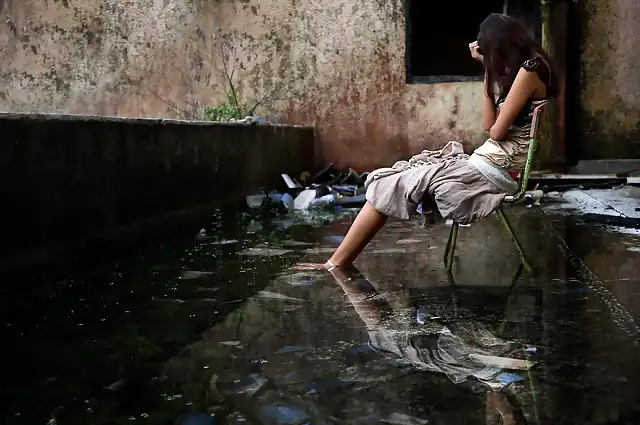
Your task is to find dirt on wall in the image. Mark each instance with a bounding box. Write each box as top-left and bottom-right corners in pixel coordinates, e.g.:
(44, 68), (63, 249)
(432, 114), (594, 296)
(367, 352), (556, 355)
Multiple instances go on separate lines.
(570, 0), (640, 160)
(1, 0), (488, 170)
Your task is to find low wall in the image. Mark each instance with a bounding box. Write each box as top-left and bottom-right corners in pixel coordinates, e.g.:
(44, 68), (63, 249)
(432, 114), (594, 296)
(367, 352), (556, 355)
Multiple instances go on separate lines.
(0, 113), (314, 268)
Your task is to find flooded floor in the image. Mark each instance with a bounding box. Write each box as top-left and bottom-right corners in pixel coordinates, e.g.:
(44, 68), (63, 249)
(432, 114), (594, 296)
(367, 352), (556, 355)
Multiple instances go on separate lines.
(2, 204), (640, 425)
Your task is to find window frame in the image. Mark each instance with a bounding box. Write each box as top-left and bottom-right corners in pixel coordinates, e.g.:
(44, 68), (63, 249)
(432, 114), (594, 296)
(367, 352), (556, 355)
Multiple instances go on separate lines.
(404, 0), (510, 84)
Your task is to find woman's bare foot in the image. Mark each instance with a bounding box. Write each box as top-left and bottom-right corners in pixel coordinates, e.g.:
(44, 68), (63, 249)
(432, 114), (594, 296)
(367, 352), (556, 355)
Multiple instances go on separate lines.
(290, 263), (328, 271)
(290, 260), (353, 272)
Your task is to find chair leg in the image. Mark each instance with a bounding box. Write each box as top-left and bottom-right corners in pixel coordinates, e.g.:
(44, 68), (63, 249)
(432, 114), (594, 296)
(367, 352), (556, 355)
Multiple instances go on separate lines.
(444, 222), (459, 271)
(495, 206), (532, 272)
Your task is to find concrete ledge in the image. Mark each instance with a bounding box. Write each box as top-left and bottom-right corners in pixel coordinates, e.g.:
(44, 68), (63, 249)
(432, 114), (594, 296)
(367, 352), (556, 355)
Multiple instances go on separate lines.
(0, 113), (314, 268)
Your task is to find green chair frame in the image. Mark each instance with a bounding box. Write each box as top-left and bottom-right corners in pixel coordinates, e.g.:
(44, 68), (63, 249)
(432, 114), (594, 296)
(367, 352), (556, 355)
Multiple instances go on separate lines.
(444, 100), (550, 273)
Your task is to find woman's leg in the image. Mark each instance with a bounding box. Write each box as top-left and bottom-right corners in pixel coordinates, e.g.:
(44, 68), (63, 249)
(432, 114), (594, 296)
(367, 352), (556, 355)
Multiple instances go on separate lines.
(326, 201), (388, 268)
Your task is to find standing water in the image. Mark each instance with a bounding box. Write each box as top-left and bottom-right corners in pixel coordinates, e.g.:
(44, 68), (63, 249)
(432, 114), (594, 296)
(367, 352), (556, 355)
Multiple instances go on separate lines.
(2, 205), (639, 425)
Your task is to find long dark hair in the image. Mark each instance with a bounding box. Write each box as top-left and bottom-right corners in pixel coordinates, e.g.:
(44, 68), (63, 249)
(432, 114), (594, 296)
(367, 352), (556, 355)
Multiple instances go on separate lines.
(478, 13), (558, 101)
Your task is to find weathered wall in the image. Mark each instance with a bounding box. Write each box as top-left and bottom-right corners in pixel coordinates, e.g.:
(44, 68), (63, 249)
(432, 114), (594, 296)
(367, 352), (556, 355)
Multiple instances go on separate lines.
(0, 113), (314, 268)
(571, 0), (640, 160)
(0, 0), (486, 171)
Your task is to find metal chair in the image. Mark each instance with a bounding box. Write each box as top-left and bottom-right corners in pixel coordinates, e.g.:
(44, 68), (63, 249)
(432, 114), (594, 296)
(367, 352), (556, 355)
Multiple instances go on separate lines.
(444, 100), (550, 273)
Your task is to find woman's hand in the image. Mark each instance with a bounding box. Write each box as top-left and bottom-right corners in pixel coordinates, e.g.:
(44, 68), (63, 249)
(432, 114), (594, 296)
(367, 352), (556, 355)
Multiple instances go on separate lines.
(469, 41), (483, 63)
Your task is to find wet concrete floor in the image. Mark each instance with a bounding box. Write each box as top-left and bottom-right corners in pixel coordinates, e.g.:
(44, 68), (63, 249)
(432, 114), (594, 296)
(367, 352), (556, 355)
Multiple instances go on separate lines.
(2, 203), (639, 425)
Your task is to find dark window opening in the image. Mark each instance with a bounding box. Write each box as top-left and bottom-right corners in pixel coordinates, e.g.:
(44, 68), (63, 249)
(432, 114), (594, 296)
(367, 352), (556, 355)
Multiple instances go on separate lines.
(405, 0), (540, 84)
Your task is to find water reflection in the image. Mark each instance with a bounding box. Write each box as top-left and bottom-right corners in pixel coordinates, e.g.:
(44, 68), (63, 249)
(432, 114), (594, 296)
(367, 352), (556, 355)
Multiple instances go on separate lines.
(3, 208), (640, 424)
(329, 264), (529, 425)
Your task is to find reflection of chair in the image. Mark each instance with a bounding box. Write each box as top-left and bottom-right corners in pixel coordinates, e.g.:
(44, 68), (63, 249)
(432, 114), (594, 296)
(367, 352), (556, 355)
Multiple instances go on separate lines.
(444, 101), (550, 273)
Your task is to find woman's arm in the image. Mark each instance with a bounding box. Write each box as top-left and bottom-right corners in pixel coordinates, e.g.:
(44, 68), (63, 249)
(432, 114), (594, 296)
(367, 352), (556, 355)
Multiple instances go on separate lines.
(482, 77), (497, 131)
(488, 67), (539, 141)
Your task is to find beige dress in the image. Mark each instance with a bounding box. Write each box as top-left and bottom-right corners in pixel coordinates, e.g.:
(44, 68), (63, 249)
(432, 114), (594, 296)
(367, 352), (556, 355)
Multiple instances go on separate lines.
(365, 88), (549, 224)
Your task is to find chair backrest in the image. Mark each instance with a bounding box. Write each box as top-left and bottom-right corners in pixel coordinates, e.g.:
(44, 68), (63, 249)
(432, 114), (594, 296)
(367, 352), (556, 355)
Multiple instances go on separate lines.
(529, 100), (550, 139)
(508, 100), (551, 202)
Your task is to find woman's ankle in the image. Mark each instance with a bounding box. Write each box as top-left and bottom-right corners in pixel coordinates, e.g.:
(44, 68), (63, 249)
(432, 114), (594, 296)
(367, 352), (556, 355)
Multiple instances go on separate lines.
(325, 259), (349, 270)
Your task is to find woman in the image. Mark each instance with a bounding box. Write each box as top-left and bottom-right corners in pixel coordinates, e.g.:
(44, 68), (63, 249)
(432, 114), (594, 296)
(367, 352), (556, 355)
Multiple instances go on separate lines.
(314, 13), (557, 271)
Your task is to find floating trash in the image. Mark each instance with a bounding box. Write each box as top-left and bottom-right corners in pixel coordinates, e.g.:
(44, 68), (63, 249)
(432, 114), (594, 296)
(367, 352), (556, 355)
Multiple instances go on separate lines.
(497, 372), (524, 384)
(220, 341), (242, 346)
(210, 239), (238, 245)
(241, 248), (293, 257)
(195, 229), (210, 241)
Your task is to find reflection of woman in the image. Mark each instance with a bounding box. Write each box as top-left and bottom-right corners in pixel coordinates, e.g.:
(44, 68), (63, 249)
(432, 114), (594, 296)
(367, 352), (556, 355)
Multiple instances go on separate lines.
(319, 14), (557, 271)
(328, 264), (528, 425)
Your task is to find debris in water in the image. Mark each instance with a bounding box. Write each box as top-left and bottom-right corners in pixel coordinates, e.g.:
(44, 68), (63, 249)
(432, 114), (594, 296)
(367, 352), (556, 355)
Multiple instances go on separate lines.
(210, 239), (238, 245)
(281, 193), (295, 209)
(220, 341), (242, 346)
(525, 347), (538, 354)
(257, 291), (304, 302)
(497, 372), (524, 384)
(381, 413), (429, 425)
(469, 354), (534, 370)
(241, 248), (293, 257)
(282, 174), (303, 189)
(181, 270), (213, 280)
(196, 229), (210, 241)
(104, 379), (124, 391)
(294, 189), (318, 210)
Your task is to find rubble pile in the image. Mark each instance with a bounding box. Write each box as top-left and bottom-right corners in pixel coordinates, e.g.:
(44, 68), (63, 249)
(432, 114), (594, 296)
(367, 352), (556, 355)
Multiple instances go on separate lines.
(246, 164), (369, 212)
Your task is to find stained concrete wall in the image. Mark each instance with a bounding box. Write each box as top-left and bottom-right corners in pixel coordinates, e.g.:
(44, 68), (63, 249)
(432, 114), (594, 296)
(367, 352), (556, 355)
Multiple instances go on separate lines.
(0, 113), (314, 268)
(570, 0), (640, 160)
(0, 0), (486, 171)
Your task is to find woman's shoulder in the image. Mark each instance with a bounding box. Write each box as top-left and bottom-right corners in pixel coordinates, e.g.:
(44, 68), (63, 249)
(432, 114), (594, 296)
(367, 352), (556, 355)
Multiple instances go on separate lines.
(521, 56), (545, 72)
